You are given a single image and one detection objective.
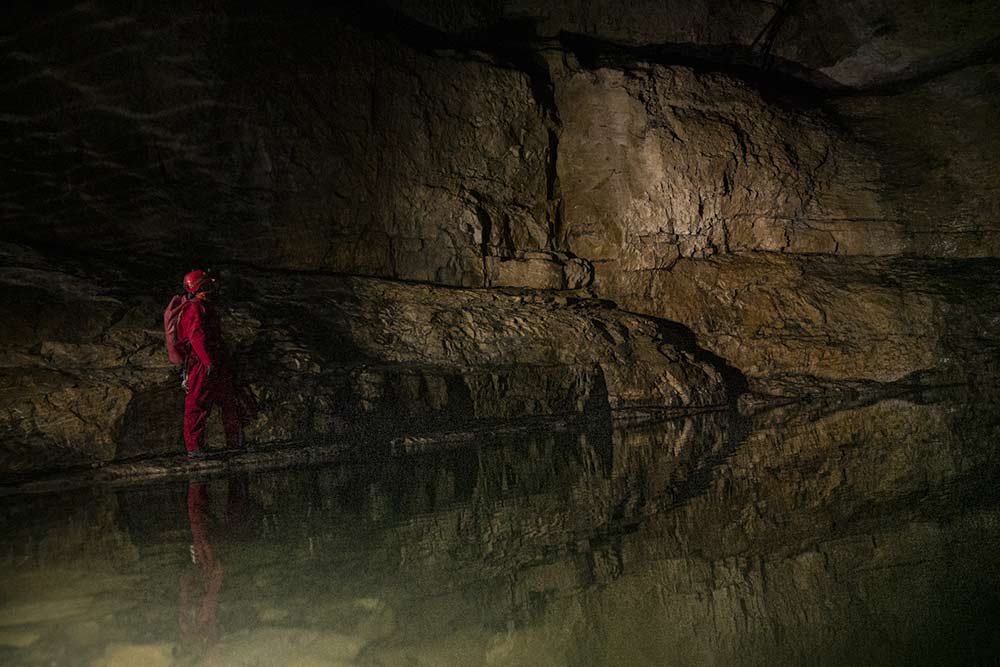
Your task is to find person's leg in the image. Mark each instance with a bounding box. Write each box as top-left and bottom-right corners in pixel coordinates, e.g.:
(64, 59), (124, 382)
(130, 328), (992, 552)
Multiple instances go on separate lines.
(183, 365), (211, 453)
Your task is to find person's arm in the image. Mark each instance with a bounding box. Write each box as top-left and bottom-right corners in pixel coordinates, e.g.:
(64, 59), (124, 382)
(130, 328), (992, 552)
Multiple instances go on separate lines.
(186, 304), (217, 369)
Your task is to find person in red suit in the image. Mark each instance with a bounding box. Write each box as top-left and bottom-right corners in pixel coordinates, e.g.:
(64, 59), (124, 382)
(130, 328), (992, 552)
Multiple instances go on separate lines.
(177, 269), (243, 458)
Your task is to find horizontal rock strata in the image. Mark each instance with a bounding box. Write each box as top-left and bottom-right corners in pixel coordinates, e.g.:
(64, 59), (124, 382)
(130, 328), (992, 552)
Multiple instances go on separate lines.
(1, 2), (1000, 475)
(0, 245), (730, 475)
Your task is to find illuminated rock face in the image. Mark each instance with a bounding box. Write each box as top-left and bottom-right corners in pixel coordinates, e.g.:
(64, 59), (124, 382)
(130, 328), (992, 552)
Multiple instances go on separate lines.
(1, 3), (999, 472)
(549, 57), (1000, 384)
(553, 64), (873, 264)
(0, 245), (731, 474)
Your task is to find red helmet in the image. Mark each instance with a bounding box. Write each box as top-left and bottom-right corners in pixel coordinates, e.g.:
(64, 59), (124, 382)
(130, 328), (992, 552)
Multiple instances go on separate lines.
(183, 269), (216, 294)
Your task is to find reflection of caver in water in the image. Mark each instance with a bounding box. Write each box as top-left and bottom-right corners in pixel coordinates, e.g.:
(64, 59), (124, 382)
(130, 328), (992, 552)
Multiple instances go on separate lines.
(179, 478), (251, 657)
(179, 481), (225, 652)
(175, 269), (247, 458)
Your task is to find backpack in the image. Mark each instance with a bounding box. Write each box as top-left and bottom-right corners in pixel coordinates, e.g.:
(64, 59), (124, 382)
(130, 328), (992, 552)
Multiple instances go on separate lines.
(163, 294), (189, 364)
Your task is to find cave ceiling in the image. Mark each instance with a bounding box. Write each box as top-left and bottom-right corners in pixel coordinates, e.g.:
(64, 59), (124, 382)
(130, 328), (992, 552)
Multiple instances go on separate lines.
(384, 0), (1000, 90)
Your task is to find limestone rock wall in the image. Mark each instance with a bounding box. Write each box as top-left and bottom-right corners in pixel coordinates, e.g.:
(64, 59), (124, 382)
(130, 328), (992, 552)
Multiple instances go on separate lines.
(0, 6), (586, 291)
(834, 64), (1000, 256)
(2, 1), (1000, 471)
(553, 63), (873, 264)
(222, 19), (557, 286)
(0, 244), (729, 475)
(551, 55), (1000, 383)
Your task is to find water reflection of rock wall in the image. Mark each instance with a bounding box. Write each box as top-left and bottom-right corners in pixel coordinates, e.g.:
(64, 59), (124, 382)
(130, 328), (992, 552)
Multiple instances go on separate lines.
(2, 395), (999, 664)
(532, 397), (1000, 666)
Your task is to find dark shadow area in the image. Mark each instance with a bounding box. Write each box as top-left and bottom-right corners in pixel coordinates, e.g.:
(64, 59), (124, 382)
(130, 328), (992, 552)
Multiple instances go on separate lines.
(330, 0), (845, 102)
(113, 383), (185, 459)
(558, 30), (846, 107)
(651, 317), (750, 404)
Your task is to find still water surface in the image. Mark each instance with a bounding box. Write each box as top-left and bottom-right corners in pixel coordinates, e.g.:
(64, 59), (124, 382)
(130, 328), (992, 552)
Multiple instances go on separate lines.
(2, 393), (999, 666)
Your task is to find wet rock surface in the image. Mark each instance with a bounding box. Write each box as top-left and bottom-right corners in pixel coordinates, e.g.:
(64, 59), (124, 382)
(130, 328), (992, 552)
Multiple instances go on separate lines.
(1, 390), (998, 665)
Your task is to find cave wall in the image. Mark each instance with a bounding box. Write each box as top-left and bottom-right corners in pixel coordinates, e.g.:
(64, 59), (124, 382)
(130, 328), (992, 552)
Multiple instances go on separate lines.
(0, 242), (733, 474)
(2, 1), (1000, 470)
(222, 18), (564, 286)
(1, 6), (571, 287)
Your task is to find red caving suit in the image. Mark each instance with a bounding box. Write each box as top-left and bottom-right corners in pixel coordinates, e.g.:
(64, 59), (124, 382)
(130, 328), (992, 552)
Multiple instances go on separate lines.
(178, 298), (243, 452)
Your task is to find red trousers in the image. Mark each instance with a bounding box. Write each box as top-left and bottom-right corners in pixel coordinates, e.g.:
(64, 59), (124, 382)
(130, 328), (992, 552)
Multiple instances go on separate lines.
(184, 363), (243, 452)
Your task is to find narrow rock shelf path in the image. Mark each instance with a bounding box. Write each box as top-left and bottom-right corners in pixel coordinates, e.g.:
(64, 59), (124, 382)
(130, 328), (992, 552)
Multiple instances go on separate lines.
(0, 442), (347, 498)
(0, 410), (656, 497)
